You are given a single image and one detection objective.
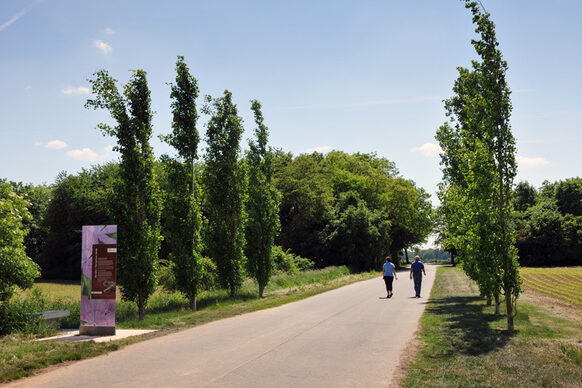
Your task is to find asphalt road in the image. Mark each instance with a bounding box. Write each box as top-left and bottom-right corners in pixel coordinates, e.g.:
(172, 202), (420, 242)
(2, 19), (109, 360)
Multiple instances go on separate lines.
(8, 264), (436, 388)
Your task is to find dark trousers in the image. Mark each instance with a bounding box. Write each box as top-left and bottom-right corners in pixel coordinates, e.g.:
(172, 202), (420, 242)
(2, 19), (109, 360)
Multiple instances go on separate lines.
(383, 276), (394, 292)
(413, 272), (422, 296)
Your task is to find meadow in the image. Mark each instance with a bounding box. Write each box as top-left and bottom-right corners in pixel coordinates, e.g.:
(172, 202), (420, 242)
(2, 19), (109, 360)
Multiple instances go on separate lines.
(521, 266), (582, 306)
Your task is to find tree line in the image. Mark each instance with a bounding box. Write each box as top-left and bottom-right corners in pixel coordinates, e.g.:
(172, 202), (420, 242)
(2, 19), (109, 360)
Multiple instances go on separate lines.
(0, 57), (433, 319)
(513, 179), (582, 266)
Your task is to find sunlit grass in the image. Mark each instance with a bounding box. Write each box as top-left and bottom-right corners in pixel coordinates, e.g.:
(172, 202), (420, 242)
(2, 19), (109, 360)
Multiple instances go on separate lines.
(521, 267), (582, 305)
(405, 266), (582, 387)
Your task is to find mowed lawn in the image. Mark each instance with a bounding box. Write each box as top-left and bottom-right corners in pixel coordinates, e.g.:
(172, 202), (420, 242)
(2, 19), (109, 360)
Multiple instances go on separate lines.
(406, 266), (582, 387)
(521, 267), (582, 306)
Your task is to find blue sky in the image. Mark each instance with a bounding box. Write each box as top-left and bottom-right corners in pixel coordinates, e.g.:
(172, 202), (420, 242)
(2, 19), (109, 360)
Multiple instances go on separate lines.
(1, 0), (581, 205)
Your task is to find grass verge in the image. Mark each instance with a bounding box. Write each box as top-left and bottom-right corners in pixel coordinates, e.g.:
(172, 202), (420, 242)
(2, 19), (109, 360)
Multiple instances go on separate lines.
(405, 266), (582, 387)
(1, 267), (377, 383)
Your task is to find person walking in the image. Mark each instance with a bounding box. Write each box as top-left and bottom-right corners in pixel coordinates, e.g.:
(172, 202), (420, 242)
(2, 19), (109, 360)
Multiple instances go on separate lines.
(410, 255), (426, 298)
(382, 256), (397, 298)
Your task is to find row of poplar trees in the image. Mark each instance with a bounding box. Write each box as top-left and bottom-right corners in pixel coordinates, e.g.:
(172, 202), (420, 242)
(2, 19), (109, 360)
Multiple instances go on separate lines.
(85, 57), (279, 320)
(436, 1), (521, 331)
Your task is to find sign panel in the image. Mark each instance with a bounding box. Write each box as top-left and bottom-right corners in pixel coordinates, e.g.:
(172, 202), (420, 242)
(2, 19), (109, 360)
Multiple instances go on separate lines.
(80, 225), (117, 336)
(91, 244), (117, 299)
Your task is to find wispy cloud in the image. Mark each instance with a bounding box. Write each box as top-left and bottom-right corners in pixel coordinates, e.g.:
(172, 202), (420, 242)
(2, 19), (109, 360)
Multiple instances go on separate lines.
(25, 85), (32, 91)
(306, 146), (332, 153)
(103, 27), (115, 35)
(283, 96), (442, 110)
(61, 86), (91, 95)
(0, 0), (43, 33)
(94, 40), (112, 54)
(45, 140), (68, 149)
(516, 156), (549, 167)
(66, 145), (115, 161)
(34, 141), (42, 146)
(410, 142), (442, 157)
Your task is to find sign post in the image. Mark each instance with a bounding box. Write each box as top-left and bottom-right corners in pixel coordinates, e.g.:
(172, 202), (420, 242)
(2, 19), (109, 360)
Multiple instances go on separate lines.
(80, 225), (117, 336)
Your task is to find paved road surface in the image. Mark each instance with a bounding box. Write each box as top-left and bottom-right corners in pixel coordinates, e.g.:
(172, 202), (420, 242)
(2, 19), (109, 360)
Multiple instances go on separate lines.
(7, 265), (436, 388)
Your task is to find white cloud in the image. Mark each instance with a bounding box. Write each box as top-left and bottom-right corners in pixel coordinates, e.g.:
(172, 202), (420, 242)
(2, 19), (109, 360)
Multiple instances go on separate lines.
(306, 146), (332, 153)
(61, 86), (91, 95)
(410, 142), (442, 157)
(34, 141), (42, 146)
(103, 27), (115, 35)
(516, 156), (549, 167)
(94, 40), (112, 54)
(45, 140), (68, 149)
(0, 0), (42, 33)
(66, 145), (116, 162)
(66, 148), (99, 161)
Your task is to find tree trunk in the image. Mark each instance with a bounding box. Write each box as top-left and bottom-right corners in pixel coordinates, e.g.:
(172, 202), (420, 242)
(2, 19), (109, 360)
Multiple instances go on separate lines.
(405, 248), (410, 264)
(259, 284), (264, 298)
(506, 295), (514, 331)
(494, 294), (501, 315)
(486, 295), (492, 306)
(138, 292), (145, 321)
(451, 253), (456, 266)
(190, 296), (197, 311)
(230, 287), (236, 300)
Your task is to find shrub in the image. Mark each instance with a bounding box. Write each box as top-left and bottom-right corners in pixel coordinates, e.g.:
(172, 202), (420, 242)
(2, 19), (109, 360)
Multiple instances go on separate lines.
(271, 246), (314, 274)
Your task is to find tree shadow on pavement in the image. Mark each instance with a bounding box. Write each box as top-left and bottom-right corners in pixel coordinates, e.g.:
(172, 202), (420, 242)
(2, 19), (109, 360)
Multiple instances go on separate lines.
(424, 295), (513, 356)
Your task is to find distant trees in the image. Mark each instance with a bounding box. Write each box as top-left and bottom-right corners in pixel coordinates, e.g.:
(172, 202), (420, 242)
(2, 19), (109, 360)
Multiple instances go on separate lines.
(0, 182), (40, 302)
(436, 1), (520, 330)
(203, 91), (247, 298)
(86, 69), (162, 321)
(274, 151), (432, 269)
(160, 56), (204, 310)
(41, 166), (115, 279)
(514, 178), (582, 266)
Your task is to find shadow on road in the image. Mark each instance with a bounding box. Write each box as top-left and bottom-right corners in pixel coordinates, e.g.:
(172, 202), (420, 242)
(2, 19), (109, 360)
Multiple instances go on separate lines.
(424, 295), (513, 356)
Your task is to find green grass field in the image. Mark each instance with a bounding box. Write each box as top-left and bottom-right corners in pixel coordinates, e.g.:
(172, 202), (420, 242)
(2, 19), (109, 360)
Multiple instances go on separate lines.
(405, 266), (582, 387)
(521, 267), (582, 305)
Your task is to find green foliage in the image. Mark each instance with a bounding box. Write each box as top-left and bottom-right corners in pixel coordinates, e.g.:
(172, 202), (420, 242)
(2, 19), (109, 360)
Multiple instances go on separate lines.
(271, 246), (314, 274)
(202, 90), (246, 298)
(322, 191), (391, 271)
(160, 56), (204, 310)
(513, 181), (582, 266)
(40, 165), (116, 279)
(512, 181), (537, 212)
(274, 151), (432, 269)
(86, 69), (162, 320)
(0, 183), (40, 302)
(436, 1), (520, 330)
(244, 100), (281, 297)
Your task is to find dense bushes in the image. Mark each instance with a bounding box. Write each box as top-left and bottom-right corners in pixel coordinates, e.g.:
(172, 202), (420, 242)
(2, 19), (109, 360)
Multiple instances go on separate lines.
(513, 179), (582, 266)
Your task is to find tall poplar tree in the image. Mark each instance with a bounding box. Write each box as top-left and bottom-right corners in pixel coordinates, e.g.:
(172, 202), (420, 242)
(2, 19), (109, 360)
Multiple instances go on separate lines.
(203, 90), (246, 298)
(436, 1), (521, 330)
(160, 56), (203, 310)
(86, 69), (162, 321)
(244, 100), (280, 297)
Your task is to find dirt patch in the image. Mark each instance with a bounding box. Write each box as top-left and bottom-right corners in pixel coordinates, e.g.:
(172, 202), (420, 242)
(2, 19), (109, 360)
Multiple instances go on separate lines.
(520, 288), (582, 325)
(389, 333), (421, 388)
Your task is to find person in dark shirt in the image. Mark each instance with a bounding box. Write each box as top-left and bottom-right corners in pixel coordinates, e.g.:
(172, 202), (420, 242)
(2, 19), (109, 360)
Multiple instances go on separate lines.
(409, 256), (426, 298)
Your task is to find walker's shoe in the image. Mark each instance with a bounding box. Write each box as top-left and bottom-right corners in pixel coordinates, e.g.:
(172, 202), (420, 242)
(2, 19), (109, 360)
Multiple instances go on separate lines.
(387, 294), (390, 298)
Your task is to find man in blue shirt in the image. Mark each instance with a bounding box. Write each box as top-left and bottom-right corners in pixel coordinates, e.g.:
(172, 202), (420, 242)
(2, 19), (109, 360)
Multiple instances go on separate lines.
(410, 256), (426, 298)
